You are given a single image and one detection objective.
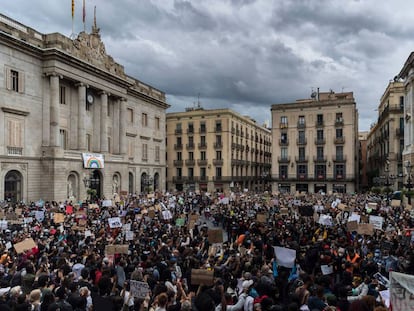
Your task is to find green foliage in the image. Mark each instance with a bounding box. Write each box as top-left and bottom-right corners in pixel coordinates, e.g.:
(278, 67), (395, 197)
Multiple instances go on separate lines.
(370, 187), (381, 194)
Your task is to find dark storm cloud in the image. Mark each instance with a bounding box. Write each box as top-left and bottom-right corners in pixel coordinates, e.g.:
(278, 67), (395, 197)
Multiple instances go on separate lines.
(2, 0), (414, 129)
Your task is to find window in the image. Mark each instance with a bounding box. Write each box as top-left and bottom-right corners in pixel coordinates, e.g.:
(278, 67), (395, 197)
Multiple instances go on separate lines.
(11, 70), (19, 92)
(279, 165), (288, 178)
(336, 146), (344, 160)
(336, 113), (343, 122)
(336, 128), (343, 138)
(298, 164), (307, 176)
(216, 150), (222, 159)
(155, 117), (160, 130)
(142, 113), (148, 126)
(177, 152), (182, 160)
(400, 96), (404, 110)
(188, 136), (194, 147)
(188, 167), (194, 178)
(200, 167), (206, 177)
(127, 108), (134, 123)
(216, 167), (222, 177)
(188, 123), (194, 133)
(59, 129), (67, 149)
(317, 129), (324, 140)
(317, 147), (324, 160)
(107, 102), (111, 117)
(201, 151), (206, 160)
(142, 143), (148, 160)
(280, 116), (288, 126)
(200, 122), (206, 133)
(200, 136), (206, 146)
(315, 165), (326, 178)
(108, 137), (111, 153)
(317, 114), (323, 125)
(189, 152), (194, 160)
(7, 119), (23, 148)
(281, 147), (288, 159)
(5, 67), (24, 93)
(298, 147), (306, 160)
(176, 123), (182, 133)
(298, 115), (305, 125)
(176, 167), (182, 177)
(86, 134), (91, 151)
(298, 131), (305, 143)
(215, 121), (222, 131)
(335, 164), (345, 178)
(155, 146), (160, 162)
(176, 137), (182, 146)
(281, 132), (288, 143)
(60, 86), (66, 104)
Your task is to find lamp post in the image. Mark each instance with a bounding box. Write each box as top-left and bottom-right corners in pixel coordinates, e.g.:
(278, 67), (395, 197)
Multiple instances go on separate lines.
(373, 158), (396, 206)
(405, 161), (413, 205)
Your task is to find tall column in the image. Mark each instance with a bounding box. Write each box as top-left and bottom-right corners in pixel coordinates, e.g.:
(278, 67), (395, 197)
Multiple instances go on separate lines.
(119, 98), (127, 154)
(113, 99), (120, 154)
(49, 74), (60, 147)
(100, 92), (108, 153)
(93, 95), (100, 152)
(77, 83), (86, 150)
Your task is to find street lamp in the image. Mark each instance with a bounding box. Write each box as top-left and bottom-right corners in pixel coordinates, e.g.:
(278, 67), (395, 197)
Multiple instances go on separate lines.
(373, 158), (397, 205)
(405, 161), (413, 205)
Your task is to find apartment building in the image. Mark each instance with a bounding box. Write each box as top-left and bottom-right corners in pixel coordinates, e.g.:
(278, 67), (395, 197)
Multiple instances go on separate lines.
(0, 14), (168, 202)
(166, 107), (271, 193)
(366, 81), (405, 190)
(271, 91), (358, 194)
(358, 131), (369, 192)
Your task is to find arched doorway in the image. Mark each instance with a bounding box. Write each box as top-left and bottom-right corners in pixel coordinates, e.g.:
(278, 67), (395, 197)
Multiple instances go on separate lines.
(140, 173), (153, 193)
(89, 170), (102, 199)
(4, 170), (22, 203)
(153, 173), (159, 191)
(128, 172), (134, 195)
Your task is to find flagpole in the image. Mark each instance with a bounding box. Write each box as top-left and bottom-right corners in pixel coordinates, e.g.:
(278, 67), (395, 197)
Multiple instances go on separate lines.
(83, 0), (86, 32)
(71, 0), (75, 39)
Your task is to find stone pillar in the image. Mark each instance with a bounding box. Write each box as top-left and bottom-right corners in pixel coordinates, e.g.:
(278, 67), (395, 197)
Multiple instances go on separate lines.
(49, 74), (60, 147)
(119, 98), (127, 154)
(100, 92), (108, 153)
(113, 99), (120, 154)
(77, 83), (86, 150)
(93, 95), (100, 152)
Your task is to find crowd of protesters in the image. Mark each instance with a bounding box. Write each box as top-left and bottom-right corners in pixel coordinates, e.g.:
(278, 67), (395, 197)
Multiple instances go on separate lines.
(0, 190), (412, 311)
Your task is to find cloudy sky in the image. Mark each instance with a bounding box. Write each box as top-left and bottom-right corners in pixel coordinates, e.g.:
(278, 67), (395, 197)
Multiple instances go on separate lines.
(2, 0), (413, 131)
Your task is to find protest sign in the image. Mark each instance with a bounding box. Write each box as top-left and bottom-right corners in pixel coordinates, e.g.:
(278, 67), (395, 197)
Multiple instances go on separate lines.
(357, 223), (374, 236)
(391, 200), (401, 207)
(5, 242), (12, 250)
(348, 213), (361, 223)
(102, 200), (113, 207)
(108, 217), (122, 228)
(347, 220), (358, 232)
(175, 218), (185, 227)
(105, 244), (129, 255)
(390, 271), (414, 311)
(130, 280), (151, 299)
(0, 220), (7, 230)
(256, 213), (267, 223)
(34, 211), (44, 222)
(208, 229), (223, 243)
(280, 208), (289, 216)
(5, 212), (18, 220)
(318, 214), (333, 226)
(65, 205), (73, 214)
(14, 238), (36, 254)
(273, 246), (296, 268)
(369, 215), (384, 231)
(321, 265), (333, 275)
(125, 231), (134, 241)
(191, 269), (214, 286)
(53, 213), (65, 224)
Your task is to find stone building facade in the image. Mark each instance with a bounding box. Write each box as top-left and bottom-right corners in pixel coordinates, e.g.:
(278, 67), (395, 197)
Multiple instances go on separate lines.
(166, 108), (271, 193)
(0, 14), (169, 203)
(271, 91), (359, 194)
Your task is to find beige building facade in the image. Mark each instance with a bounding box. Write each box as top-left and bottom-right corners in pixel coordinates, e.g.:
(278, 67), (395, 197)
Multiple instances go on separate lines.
(366, 81), (404, 190)
(271, 91), (358, 194)
(166, 108), (271, 193)
(0, 14), (168, 203)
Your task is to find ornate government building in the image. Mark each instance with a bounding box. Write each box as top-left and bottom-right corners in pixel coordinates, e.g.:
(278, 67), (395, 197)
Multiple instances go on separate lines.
(0, 14), (169, 203)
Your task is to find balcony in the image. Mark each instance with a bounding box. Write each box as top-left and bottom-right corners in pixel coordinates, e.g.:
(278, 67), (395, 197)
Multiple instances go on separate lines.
(315, 138), (325, 145)
(277, 156), (290, 163)
(174, 144), (183, 150)
(212, 176), (233, 182)
(174, 128), (182, 134)
(335, 174), (345, 180)
(297, 122), (306, 129)
(335, 118), (344, 126)
(333, 155), (347, 162)
(313, 156), (327, 162)
(334, 137), (345, 144)
(187, 128), (194, 134)
(396, 128), (404, 136)
(297, 174), (308, 180)
(198, 142), (207, 149)
(173, 160), (183, 166)
(199, 127), (206, 134)
(295, 156), (308, 163)
(316, 174), (326, 180)
(186, 143), (195, 150)
(315, 120), (324, 127)
(231, 159), (243, 166)
(173, 176), (185, 183)
(296, 138), (307, 145)
(199, 176), (209, 182)
(197, 159), (208, 166)
(279, 123), (288, 129)
(231, 143), (236, 150)
(185, 159), (195, 166)
(231, 127), (235, 134)
(213, 159), (224, 166)
(7, 146), (23, 156)
(215, 127), (222, 132)
(214, 142), (223, 149)
(279, 139), (289, 146)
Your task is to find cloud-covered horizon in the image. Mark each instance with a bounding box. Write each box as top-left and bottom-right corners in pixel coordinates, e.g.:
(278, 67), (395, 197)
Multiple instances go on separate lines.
(3, 0), (413, 130)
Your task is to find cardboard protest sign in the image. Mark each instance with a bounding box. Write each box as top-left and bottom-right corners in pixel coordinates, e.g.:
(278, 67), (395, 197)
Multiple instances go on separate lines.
(53, 213), (65, 224)
(5, 212), (18, 220)
(367, 202), (377, 210)
(357, 223), (374, 236)
(78, 219), (87, 226)
(108, 217), (122, 228)
(191, 269), (214, 286)
(14, 238), (36, 254)
(391, 200), (401, 207)
(369, 215), (384, 231)
(130, 280), (151, 299)
(105, 244), (129, 255)
(280, 208), (289, 216)
(274, 246), (296, 268)
(347, 220), (358, 232)
(207, 229), (223, 243)
(256, 213), (267, 223)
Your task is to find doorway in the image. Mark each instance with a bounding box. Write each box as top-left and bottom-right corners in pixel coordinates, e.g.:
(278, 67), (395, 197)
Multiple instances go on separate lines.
(4, 170), (22, 203)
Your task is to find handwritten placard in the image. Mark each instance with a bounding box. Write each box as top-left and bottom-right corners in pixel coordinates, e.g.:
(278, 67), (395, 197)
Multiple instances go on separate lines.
(207, 229), (223, 243)
(53, 213), (65, 224)
(130, 280), (151, 299)
(14, 238), (36, 254)
(108, 217), (122, 228)
(191, 269), (214, 286)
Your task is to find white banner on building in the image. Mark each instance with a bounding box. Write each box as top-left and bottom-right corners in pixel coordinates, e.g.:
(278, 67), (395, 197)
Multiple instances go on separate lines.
(82, 153), (105, 168)
(390, 271), (414, 311)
